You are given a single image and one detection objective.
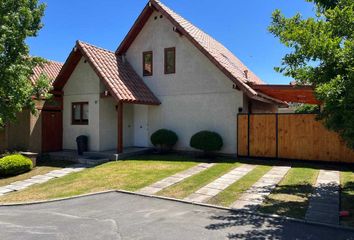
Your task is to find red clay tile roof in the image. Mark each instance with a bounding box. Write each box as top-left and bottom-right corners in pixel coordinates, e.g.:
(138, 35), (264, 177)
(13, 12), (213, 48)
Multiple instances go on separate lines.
(30, 60), (63, 85)
(55, 41), (160, 105)
(116, 0), (265, 98)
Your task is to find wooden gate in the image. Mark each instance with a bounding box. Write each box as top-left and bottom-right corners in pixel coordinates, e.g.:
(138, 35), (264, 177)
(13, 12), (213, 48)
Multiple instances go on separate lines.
(237, 113), (354, 163)
(42, 110), (62, 152)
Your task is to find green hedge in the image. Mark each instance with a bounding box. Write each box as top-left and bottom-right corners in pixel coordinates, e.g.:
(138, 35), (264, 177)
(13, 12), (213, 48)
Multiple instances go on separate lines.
(0, 154), (33, 177)
(190, 131), (223, 153)
(151, 129), (178, 153)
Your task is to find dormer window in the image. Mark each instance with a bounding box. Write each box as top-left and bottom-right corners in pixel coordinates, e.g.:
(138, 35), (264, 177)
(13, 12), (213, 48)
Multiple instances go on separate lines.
(143, 51), (153, 76)
(164, 47), (176, 74)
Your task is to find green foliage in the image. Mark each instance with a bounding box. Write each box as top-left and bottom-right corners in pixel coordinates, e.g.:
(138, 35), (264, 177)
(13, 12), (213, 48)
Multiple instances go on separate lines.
(32, 73), (53, 100)
(0, 154), (33, 177)
(190, 131), (223, 153)
(269, 0), (354, 148)
(295, 104), (320, 114)
(0, 0), (46, 127)
(151, 129), (178, 153)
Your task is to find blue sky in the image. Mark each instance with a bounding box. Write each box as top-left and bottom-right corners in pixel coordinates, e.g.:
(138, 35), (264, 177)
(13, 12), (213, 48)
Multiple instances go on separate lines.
(28, 0), (315, 84)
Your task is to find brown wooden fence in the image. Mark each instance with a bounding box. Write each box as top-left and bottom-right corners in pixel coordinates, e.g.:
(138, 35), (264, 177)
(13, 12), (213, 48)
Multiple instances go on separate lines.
(237, 113), (354, 163)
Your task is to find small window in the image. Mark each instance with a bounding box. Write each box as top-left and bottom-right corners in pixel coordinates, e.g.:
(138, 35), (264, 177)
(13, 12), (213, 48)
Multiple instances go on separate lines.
(143, 51), (153, 76)
(72, 102), (89, 125)
(164, 47), (176, 74)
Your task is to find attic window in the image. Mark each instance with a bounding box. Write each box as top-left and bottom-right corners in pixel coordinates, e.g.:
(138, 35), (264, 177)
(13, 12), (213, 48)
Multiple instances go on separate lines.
(164, 47), (176, 74)
(143, 51), (153, 76)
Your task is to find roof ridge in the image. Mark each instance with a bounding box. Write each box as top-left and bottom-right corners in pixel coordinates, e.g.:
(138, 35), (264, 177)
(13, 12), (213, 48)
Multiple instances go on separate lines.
(77, 40), (115, 54)
(44, 59), (63, 65)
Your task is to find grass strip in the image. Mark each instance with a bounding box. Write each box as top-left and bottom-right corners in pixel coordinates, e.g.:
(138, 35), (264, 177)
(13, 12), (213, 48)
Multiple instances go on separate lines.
(158, 162), (239, 199)
(207, 165), (272, 207)
(259, 167), (318, 219)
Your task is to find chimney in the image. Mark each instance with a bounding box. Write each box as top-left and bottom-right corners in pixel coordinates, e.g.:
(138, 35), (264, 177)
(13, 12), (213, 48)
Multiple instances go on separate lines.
(244, 70), (249, 79)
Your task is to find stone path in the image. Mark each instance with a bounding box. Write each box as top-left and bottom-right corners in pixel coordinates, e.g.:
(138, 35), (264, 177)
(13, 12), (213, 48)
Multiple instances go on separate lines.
(305, 170), (340, 225)
(0, 164), (88, 197)
(183, 164), (257, 203)
(231, 166), (291, 210)
(137, 163), (215, 195)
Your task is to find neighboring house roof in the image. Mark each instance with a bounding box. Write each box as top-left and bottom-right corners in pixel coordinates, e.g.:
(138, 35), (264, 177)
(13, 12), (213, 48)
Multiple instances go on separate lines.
(53, 41), (160, 105)
(30, 60), (63, 85)
(116, 0), (284, 105)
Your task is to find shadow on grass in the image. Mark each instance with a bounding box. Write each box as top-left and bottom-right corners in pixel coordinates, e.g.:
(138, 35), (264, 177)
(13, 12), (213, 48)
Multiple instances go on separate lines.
(341, 175), (354, 226)
(259, 182), (315, 219)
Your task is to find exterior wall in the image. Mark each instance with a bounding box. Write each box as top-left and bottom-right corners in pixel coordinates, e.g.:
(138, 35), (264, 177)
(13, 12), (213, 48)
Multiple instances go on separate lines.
(126, 11), (244, 153)
(28, 109), (42, 152)
(0, 128), (7, 152)
(99, 97), (117, 151)
(251, 100), (278, 113)
(63, 57), (101, 151)
(7, 110), (31, 151)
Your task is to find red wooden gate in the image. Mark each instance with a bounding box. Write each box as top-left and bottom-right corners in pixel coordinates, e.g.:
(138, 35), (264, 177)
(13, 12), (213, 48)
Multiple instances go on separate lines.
(42, 110), (62, 152)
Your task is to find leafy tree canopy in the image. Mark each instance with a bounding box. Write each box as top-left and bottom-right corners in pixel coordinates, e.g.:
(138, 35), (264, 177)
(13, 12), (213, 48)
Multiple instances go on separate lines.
(270, 0), (354, 148)
(0, 0), (46, 126)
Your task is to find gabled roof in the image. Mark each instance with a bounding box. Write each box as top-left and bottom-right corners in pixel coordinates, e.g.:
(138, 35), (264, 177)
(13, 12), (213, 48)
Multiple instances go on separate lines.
(30, 60), (63, 85)
(116, 0), (275, 102)
(53, 41), (160, 105)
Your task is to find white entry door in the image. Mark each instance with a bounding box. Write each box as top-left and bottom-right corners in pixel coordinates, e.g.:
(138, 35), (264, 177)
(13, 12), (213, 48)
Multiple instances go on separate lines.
(134, 105), (149, 147)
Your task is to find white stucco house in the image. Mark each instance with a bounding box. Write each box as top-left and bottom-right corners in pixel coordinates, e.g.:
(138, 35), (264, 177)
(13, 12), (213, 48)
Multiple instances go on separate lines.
(52, 0), (285, 155)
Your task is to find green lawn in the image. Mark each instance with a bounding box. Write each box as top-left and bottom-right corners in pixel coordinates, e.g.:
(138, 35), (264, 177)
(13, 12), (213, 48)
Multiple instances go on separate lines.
(0, 158), (74, 187)
(341, 170), (354, 227)
(0, 155), (197, 203)
(158, 162), (239, 199)
(259, 166), (319, 219)
(207, 165), (272, 206)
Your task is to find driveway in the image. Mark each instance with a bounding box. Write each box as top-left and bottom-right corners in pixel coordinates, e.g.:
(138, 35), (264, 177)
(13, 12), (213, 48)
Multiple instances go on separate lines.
(0, 192), (352, 240)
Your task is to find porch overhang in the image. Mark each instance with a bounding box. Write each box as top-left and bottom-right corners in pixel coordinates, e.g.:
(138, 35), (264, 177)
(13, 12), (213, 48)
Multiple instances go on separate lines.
(251, 84), (321, 105)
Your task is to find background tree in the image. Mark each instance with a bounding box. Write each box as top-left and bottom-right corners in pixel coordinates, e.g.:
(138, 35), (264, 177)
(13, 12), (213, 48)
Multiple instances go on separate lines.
(0, 0), (46, 127)
(269, 0), (354, 148)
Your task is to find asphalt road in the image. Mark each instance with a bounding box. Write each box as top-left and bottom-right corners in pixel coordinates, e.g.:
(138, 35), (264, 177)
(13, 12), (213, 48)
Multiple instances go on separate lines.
(0, 192), (353, 240)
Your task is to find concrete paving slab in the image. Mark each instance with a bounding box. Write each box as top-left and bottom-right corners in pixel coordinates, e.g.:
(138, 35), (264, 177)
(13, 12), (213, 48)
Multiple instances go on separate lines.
(184, 164), (257, 203)
(137, 163), (215, 195)
(305, 170), (340, 225)
(231, 166), (290, 210)
(0, 188), (15, 194)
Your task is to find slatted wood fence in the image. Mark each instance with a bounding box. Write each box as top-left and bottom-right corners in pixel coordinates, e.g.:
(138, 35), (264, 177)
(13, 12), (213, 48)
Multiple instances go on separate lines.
(237, 113), (354, 163)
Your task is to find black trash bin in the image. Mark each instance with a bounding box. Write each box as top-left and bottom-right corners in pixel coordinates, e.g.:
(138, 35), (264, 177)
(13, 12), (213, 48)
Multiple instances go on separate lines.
(76, 135), (88, 155)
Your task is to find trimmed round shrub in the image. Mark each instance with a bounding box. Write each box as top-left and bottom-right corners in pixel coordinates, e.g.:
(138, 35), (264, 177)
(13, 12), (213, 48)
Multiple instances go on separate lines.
(0, 154), (33, 177)
(190, 131), (223, 153)
(151, 129), (178, 153)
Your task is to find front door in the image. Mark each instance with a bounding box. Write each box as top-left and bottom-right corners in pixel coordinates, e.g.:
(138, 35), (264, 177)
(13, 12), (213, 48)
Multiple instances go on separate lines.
(134, 105), (149, 147)
(42, 110), (63, 152)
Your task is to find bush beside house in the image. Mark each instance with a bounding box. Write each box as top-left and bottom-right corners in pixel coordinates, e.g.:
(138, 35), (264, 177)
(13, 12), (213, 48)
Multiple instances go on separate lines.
(151, 129), (178, 153)
(190, 131), (223, 157)
(0, 154), (33, 177)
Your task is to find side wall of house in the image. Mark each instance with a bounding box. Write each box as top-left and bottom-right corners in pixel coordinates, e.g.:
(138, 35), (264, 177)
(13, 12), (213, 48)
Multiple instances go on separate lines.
(0, 127), (8, 152)
(63, 58), (101, 151)
(125, 11), (244, 154)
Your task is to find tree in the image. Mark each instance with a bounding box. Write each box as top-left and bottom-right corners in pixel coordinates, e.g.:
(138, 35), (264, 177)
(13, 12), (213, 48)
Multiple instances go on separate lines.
(269, 0), (354, 148)
(0, 0), (46, 127)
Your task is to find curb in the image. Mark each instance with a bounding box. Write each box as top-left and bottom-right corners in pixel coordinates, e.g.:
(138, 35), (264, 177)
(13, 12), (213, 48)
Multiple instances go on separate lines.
(0, 190), (117, 206)
(1, 189), (354, 232)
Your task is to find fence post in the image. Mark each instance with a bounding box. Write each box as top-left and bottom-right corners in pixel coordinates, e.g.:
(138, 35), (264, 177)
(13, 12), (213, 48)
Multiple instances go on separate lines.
(247, 113), (250, 157)
(276, 113), (279, 159)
